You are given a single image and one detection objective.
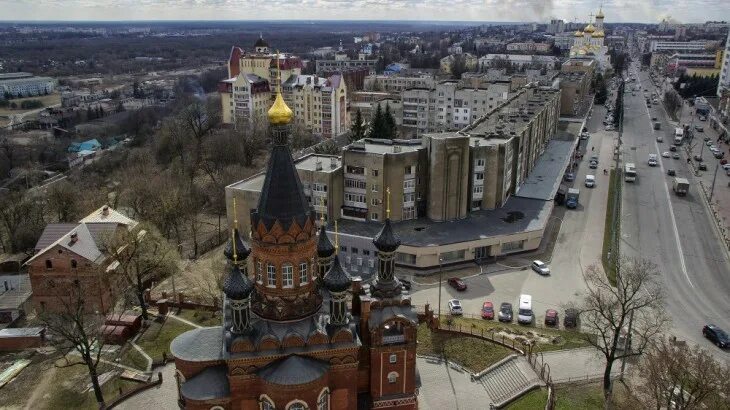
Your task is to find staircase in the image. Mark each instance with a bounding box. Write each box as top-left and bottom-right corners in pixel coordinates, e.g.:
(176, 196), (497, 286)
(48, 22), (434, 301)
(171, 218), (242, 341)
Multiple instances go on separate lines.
(477, 355), (543, 407)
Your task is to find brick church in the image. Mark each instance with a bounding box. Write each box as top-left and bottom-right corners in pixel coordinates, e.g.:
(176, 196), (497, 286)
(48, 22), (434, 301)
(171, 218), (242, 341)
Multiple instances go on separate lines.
(171, 84), (420, 409)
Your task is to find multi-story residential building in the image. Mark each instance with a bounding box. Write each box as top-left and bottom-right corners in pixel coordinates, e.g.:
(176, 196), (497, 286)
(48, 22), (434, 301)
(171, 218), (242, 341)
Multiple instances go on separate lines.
(558, 71), (590, 116)
(717, 30), (730, 96)
(478, 54), (559, 70)
(561, 57), (597, 78)
(649, 40), (717, 53)
(315, 55), (377, 76)
(552, 32), (576, 50)
(401, 81), (512, 136)
(363, 72), (436, 93)
(25, 206), (137, 314)
(506, 42), (552, 53)
(226, 85), (565, 273)
(282, 74), (348, 138)
(0, 72), (56, 98)
(219, 73), (271, 125)
(349, 93), (402, 128)
(440, 53), (478, 74)
(547, 19), (565, 34)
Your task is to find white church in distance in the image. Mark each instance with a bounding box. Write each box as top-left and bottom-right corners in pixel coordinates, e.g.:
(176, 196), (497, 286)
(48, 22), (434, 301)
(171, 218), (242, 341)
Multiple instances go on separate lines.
(570, 8), (611, 72)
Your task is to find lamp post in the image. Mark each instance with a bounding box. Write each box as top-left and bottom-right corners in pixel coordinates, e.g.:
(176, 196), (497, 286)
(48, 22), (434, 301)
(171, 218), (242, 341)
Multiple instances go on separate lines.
(437, 257), (444, 323)
(710, 162), (721, 202)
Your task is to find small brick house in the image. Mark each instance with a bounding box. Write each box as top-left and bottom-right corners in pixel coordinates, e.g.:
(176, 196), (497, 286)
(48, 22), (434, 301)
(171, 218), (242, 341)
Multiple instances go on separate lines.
(25, 206), (138, 314)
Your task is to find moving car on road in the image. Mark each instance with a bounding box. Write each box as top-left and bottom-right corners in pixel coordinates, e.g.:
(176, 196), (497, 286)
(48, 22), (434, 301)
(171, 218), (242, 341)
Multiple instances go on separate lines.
(702, 324), (729, 348)
(498, 303), (513, 322)
(667, 169), (676, 176)
(448, 299), (463, 316)
(544, 309), (559, 327)
(481, 301), (494, 319)
(672, 152), (680, 160)
(662, 151), (670, 158)
(531, 260), (550, 275)
(447, 277), (467, 291)
(648, 154), (658, 167)
(585, 174), (596, 188)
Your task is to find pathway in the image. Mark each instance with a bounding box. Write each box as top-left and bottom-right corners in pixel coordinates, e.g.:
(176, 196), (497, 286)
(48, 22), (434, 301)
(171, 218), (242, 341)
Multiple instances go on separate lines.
(477, 355), (542, 407)
(417, 357), (494, 410)
(538, 347), (620, 383)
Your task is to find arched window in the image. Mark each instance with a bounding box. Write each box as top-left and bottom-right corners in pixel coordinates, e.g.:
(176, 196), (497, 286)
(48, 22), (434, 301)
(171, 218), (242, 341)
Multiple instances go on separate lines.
(282, 263), (294, 288)
(210, 407), (225, 410)
(287, 401), (308, 410)
(71, 259), (77, 269)
(259, 395), (275, 410)
(317, 388), (330, 410)
(299, 262), (308, 285)
(388, 371), (398, 384)
(45, 260), (53, 269)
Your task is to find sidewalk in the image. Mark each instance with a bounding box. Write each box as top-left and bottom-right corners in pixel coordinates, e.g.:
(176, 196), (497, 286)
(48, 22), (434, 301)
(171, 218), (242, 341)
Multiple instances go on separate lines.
(538, 347), (620, 383)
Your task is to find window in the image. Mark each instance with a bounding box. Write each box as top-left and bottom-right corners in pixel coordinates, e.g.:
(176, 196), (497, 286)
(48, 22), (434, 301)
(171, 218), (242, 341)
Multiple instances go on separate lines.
(371, 184), (379, 192)
(299, 262), (308, 284)
(260, 396), (275, 410)
(256, 261), (263, 283)
(371, 197), (379, 206)
(287, 403), (307, 410)
(388, 371), (398, 384)
(475, 172), (484, 180)
(267, 264), (276, 287)
(351, 247), (359, 254)
(403, 179), (416, 189)
(371, 213), (379, 221)
(317, 389), (330, 410)
(344, 193), (366, 203)
(345, 179), (366, 189)
(473, 185), (483, 194)
(45, 260), (52, 270)
(363, 250), (371, 256)
(476, 158), (485, 167)
(339, 245), (347, 253)
(71, 259), (77, 269)
(371, 169), (379, 177)
(403, 206), (416, 220)
(389, 354), (397, 364)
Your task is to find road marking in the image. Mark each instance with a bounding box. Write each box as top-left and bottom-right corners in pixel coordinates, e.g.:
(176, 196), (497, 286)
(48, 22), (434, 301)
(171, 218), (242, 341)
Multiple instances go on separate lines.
(636, 74), (694, 288)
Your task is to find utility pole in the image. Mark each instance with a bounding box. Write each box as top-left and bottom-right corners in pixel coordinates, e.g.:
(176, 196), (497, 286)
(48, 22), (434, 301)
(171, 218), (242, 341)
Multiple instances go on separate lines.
(437, 257), (444, 323)
(710, 162), (720, 202)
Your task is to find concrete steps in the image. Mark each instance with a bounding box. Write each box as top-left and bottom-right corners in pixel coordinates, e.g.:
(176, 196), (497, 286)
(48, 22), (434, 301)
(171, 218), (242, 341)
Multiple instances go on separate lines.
(478, 355), (542, 407)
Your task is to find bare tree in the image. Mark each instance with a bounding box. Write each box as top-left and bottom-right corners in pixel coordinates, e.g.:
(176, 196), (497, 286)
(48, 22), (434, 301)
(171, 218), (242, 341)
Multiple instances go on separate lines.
(45, 180), (80, 222)
(37, 278), (123, 406)
(104, 224), (179, 320)
(576, 258), (668, 409)
(0, 190), (46, 253)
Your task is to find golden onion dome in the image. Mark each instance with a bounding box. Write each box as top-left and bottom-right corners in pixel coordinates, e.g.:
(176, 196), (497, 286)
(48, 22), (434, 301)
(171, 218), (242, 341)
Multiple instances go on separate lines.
(584, 23), (596, 33)
(268, 91), (293, 125)
(574, 30), (584, 37)
(596, 9), (605, 19)
(592, 30), (605, 38)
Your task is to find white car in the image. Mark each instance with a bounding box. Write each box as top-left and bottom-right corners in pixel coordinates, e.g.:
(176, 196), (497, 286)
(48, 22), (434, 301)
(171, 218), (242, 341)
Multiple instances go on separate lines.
(531, 260), (550, 275)
(448, 299), (463, 315)
(648, 154), (658, 167)
(722, 163), (730, 171)
(656, 136), (664, 142)
(661, 151), (670, 158)
(585, 174), (596, 188)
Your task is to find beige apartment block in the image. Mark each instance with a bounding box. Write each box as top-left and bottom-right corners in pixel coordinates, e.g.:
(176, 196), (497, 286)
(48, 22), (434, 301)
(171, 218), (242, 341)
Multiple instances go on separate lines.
(283, 74), (348, 138)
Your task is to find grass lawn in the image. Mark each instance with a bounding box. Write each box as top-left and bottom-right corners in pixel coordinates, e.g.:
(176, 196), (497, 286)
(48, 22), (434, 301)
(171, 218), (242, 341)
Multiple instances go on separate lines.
(118, 345), (149, 371)
(135, 316), (193, 362)
(417, 323), (512, 372)
(505, 387), (548, 409)
(42, 361), (141, 410)
(175, 308), (221, 327)
(447, 317), (592, 352)
(0, 93), (61, 116)
(601, 169), (619, 286)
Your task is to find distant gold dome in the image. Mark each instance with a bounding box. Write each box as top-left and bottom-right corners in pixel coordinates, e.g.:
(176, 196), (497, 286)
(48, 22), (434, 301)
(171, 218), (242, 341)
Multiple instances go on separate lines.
(574, 30), (584, 37)
(584, 23), (596, 33)
(596, 9), (605, 19)
(268, 91), (293, 125)
(592, 30), (605, 38)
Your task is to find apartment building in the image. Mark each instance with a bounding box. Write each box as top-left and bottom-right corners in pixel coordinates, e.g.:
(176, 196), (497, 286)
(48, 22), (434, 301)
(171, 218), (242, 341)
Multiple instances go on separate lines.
(479, 54), (559, 70)
(363, 72), (436, 93)
(440, 53), (478, 74)
(558, 71), (590, 116)
(349, 92), (402, 128)
(719, 30), (730, 96)
(506, 42), (552, 53)
(281, 74), (347, 138)
(315, 56), (377, 76)
(649, 40), (716, 53)
(219, 73), (271, 125)
(0, 72), (56, 98)
(401, 81), (512, 136)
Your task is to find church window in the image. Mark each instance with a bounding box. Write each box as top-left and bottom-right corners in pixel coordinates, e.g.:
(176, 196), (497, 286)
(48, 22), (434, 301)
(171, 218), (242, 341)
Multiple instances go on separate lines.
(299, 262), (308, 284)
(388, 371), (398, 383)
(256, 261), (263, 283)
(390, 354), (397, 364)
(282, 264), (294, 287)
(267, 264), (276, 287)
(259, 396), (275, 410)
(287, 402), (308, 410)
(317, 389), (330, 410)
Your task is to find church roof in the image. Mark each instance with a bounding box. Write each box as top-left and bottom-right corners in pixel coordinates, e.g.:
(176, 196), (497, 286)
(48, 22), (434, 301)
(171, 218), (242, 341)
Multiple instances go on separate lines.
(584, 23), (596, 33)
(596, 9), (605, 18)
(223, 265), (254, 300)
(180, 365), (230, 401)
(323, 255), (351, 293)
(254, 36), (269, 48)
(316, 224), (336, 258)
(170, 327), (224, 362)
(574, 31), (584, 37)
(372, 218), (401, 252)
(224, 228), (250, 261)
(592, 30), (605, 38)
(257, 355), (329, 386)
(251, 143), (313, 231)
(268, 91), (293, 125)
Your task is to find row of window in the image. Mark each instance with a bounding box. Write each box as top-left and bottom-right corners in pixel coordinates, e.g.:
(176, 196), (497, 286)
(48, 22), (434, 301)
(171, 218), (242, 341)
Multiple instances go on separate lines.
(255, 260), (313, 288)
(45, 259), (77, 269)
(257, 388), (330, 410)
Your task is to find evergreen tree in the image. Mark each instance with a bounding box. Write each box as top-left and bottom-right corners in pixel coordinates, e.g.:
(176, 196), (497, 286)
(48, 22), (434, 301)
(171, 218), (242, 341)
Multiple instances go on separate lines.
(384, 103), (397, 139)
(369, 104), (384, 138)
(350, 109), (365, 143)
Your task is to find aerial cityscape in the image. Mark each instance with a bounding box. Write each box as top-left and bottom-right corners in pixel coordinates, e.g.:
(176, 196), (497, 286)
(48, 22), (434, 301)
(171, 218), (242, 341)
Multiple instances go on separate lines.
(1, 1), (729, 409)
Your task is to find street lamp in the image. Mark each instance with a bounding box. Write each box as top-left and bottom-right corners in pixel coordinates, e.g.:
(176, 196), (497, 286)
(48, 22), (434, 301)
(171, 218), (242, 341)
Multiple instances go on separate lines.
(437, 257), (444, 323)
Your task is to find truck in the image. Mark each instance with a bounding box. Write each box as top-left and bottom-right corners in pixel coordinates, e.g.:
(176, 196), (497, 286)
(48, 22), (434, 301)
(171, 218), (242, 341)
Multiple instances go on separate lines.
(555, 185), (567, 205)
(673, 177), (689, 196)
(566, 188), (580, 209)
(674, 127), (684, 145)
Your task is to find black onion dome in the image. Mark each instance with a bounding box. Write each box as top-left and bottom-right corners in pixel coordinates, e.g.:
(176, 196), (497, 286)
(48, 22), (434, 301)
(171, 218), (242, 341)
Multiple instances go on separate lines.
(323, 255), (351, 293)
(317, 224), (336, 258)
(223, 265), (254, 300)
(254, 37), (269, 48)
(224, 228), (251, 261)
(372, 218), (401, 252)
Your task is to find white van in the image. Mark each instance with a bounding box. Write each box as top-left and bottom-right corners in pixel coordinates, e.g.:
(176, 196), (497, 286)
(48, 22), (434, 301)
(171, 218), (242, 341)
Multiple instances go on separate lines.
(517, 294), (533, 324)
(585, 175), (596, 188)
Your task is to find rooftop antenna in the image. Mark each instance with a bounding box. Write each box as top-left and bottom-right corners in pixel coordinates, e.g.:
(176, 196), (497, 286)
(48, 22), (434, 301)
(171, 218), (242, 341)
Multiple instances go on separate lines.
(386, 186), (391, 219)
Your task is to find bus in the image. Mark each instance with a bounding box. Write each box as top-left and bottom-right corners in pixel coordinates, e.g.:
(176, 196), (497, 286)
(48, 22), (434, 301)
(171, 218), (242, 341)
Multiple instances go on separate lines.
(624, 163), (637, 182)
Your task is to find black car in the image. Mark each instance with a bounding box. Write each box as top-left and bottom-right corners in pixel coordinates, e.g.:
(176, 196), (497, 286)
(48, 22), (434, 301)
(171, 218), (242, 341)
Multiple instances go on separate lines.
(564, 308), (579, 328)
(702, 324), (730, 348)
(699, 163), (708, 171)
(399, 278), (412, 291)
(670, 145), (677, 152)
(498, 302), (513, 322)
(667, 169), (676, 176)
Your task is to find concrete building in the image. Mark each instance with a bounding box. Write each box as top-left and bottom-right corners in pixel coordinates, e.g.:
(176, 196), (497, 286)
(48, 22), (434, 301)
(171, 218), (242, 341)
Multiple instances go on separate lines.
(0, 72), (56, 98)
(558, 71), (590, 116)
(400, 81), (512, 136)
(561, 58), (597, 78)
(349, 93), (402, 129)
(666, 52), (723, 77)
(553, 32), (576, 50)
(219, 73), (271, 125)
(282, 74), (348, 138)
(718, 30), (730, 96)
(506, 42), (552, 53)
(315, 56), (377, 76)
(440, 53), (478, 74)
(649, 40), (716, 54)
(363, 72), (436, 93)
(547, 19), (565, 34)
(478, 54), (559, 70)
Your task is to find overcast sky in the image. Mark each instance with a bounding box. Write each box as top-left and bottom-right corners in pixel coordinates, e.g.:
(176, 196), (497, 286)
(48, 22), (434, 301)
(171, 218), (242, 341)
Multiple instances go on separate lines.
(1, 0), (727, 24)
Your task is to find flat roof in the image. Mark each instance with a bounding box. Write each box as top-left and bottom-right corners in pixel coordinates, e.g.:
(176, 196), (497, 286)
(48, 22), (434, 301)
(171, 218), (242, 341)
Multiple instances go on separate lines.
(229, 153), (341, 192)
(515, 139), (576, 201)
(346, 138), (423, 155)
(0, 327), (44, 337)
(464, 88), (559, 137)
(337, 195), (551, 247)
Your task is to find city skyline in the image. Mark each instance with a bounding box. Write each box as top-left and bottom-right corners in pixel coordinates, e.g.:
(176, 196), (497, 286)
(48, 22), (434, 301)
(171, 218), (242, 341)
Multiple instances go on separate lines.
(1, 0), (728, 24)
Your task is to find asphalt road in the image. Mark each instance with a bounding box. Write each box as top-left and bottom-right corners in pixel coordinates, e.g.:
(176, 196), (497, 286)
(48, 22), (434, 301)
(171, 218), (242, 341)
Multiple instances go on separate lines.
(620, 62), (730, 361)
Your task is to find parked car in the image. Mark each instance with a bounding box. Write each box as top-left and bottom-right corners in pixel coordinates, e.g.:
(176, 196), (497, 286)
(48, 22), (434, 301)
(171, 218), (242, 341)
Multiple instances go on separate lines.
(699, 115), (707, 121)
(699, 163), (708, 171)
(706, 140), (713, 146)
(662, 151), (670, 158)
(544, 309), (559, 327)
(670, 145), (677, 152)
(448, 277), (467, 291)
(564, 308), (579, 328)
(531, 260), (550, 275)
(564, 173), (575, 182)
(704, 136), (712, 142)
(656, 135), (664, 142)
(498, 302), (513, 322)
(702, 324), (729, 348)
(722, 163), (730, 171)
(672, 152), (680, 160)
(714, 151), (724, 159)
(667, 169), (676, 176)
(651, 116), (657, 121)
(589, 160), (598, 169)
(481, 301), (494, 319)
(580, 133), (589, 140)
(448, 299), (463, 316)
(400, 278), (412, 291)
(694, 155), (703, 162)
(695, 125), (704, 132)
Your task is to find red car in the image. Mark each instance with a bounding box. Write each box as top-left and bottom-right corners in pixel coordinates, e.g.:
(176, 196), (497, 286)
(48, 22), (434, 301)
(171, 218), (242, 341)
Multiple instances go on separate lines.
(481, 301), (494, 319)
(447, 277), (467, 291)
(544, 309), (559, 327)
